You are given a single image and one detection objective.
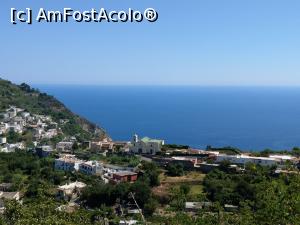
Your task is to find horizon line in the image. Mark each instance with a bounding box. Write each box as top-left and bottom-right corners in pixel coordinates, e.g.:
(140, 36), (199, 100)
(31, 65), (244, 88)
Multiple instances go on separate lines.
(31, 83), (300, 88)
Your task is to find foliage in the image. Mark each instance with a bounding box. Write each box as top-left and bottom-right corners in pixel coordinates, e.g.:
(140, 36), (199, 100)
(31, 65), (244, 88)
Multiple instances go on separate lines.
(166, 163), (184, 177)
(143, 198), (158, 216)
(2, 199), (95, 225)
(107, 154), (141, 167)
(162, 144), (189, 150)
(139, 161), (160, 186)
(6, 131), (22, 144)
(200, 166), (300, 224)
(206, 145), (241, 155)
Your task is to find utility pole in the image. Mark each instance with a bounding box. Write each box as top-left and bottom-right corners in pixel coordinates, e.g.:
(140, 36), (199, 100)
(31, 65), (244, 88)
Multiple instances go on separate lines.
(129, 192), (147, 224)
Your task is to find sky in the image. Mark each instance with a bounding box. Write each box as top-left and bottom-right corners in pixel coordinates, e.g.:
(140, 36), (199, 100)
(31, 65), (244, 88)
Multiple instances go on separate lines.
(0, 0), (300, 86)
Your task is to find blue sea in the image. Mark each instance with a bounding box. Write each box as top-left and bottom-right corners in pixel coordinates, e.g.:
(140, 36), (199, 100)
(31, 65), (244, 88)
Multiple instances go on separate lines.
(36, 86), (300, 151)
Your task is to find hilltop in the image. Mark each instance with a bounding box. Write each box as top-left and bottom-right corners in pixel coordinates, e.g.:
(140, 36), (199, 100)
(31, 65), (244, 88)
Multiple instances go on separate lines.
(0, 78), (107, 141)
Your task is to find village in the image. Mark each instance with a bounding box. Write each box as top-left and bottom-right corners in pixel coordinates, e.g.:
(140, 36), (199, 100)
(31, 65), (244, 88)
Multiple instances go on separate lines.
(1, 106), (300, 224)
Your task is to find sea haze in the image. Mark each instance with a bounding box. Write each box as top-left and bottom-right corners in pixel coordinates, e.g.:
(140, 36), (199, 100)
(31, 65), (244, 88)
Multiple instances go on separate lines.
(36, 85), (300, 151)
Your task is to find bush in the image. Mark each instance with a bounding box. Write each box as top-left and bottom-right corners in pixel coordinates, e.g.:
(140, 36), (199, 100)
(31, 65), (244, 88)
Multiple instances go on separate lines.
(166, 163), (184, 177)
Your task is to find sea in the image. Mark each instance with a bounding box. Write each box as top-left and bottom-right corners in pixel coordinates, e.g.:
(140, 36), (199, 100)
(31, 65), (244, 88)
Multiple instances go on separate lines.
(35, 85), (300, 151)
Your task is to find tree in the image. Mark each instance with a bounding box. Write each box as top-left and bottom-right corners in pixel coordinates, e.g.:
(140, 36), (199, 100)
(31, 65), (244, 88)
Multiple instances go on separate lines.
(130, 181), (151, 207)
(140, 161), (160, 186)
(7, 130), (21, 143)
(292, 147), (300, 157)
(143, 198), (158, 216)
(219, 160), (231, 172)
(179, 184), (190, 196)
(170, 187), (187, 211)
(166, 163), (184, 177)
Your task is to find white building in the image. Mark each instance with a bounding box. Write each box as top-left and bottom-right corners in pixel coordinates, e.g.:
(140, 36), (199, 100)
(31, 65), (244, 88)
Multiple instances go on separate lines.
(79, 161), (103, 175)
(0, 123), (8, 134)
(119, 220), (138, 225)
(57, 181), (86, 201)
(0, 146), (8, 153)
(129, 134), (164, 155)
(0, 137), (7, 145)
(215, 154), (282, 166)
(34, 127), (44, 139)
(12, 117), (26, 126)
(269, 154), (296, 161)
(6, 107), (17, 118)
(1, 143), (26, 152)
(55, 154), (82, 171)
(21, 112), (30, 119)
(44, 129), (58, 139)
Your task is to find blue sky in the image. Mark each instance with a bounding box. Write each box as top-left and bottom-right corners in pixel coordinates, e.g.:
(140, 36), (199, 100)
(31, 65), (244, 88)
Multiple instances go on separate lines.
(0, 0), (300, 85)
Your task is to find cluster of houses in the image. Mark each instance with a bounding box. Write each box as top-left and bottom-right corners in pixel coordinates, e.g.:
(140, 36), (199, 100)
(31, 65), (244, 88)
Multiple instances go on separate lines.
(0, 108), (166, 156)
(54, 154), (138, 184)
(0, 106), (97, 156)
(84, 133), (165, 155)
(0, 106), (61, 152)
(147, 148), (299, 173)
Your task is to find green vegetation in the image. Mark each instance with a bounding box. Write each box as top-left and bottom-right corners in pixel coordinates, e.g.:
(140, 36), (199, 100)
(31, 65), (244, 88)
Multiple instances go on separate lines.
(148, 164), (300, 224)
(206, 145), (241, 155)
(252, 147), (300, 157)
(6, 130), (22, 144)
(0, 151), (107, 224)
(0, 153), (160, 224)
(162, 144), (189, 150)
(3, 200), (96, 225)
(0, 151), (91, 195)
(1, 150), (300, 224)
(166, 163), (185, 177)
(106, 154), (141, 167)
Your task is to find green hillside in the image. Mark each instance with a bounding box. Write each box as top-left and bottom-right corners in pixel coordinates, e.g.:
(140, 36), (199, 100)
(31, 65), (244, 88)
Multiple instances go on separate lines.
(0, 78), (106, 141)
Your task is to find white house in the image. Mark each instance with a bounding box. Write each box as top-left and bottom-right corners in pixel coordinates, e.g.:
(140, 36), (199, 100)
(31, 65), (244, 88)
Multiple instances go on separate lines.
(3, 143), (26, 152)
(6, 107), (17, 118)
(44, 129), (58, 139)
(119, 220), (138, 225)
(129, 134), (164, 155)
(0, 123), (8, 134)
(0, 146), (8, 153)
(21, 112), (30, 119)
(0, 137), (7, 145)
(55, 154), (82, 171)
(79, 161), (103, 175)
(57, 181), (86, 201)
(269, 154), (296, 161)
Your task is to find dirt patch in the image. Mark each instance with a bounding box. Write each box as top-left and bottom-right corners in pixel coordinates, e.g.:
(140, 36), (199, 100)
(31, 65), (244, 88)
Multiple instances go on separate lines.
(153, 172), (205, 197)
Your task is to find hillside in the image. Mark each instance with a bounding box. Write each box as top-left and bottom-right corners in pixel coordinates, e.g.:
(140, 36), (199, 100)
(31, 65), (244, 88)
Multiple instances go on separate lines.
(0, 78), (107, 141)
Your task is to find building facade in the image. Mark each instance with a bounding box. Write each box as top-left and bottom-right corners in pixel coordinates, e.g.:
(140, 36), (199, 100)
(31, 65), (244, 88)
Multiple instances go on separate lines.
(130, 134), (164, 155)
(79, 161), (103, 175)
(55, 154), (81, 171)
(215, 154), (282, 166)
